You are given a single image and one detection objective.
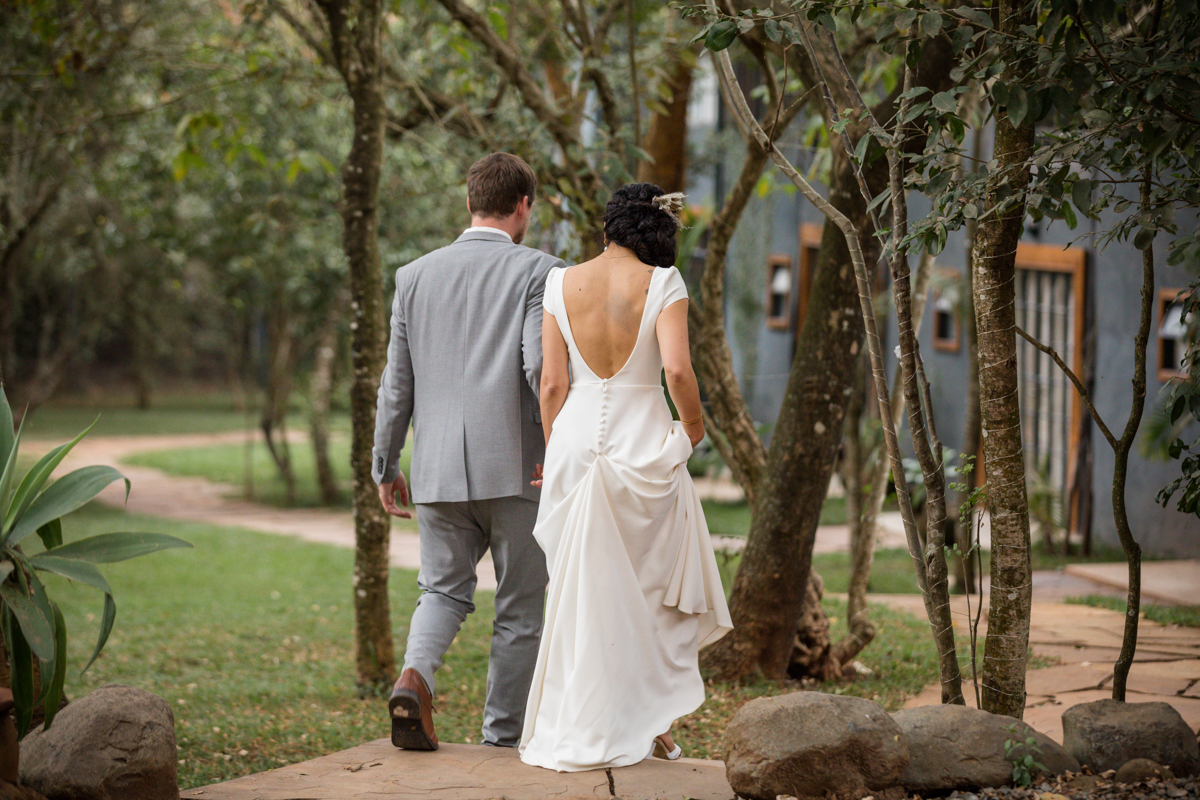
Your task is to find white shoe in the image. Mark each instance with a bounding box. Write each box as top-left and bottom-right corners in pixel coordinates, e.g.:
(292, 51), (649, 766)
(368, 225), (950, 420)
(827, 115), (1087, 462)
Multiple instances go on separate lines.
(652, 735), (682, 760)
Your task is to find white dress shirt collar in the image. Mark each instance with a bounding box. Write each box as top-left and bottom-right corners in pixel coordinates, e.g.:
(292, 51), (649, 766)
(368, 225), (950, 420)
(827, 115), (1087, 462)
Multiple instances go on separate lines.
(463, 226), (513, 242)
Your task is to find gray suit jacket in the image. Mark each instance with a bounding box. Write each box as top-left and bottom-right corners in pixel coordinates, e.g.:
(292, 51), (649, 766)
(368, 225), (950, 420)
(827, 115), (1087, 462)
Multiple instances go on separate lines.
(372, 230), (563, 504)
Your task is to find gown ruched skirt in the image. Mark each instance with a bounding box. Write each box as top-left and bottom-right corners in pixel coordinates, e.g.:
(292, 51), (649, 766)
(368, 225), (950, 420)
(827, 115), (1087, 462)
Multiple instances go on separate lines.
(518, 266), (732, 773)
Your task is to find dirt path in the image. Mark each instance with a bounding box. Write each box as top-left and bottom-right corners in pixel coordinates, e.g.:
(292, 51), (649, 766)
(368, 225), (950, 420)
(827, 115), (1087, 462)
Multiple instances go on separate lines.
(25, 431), (449, 585)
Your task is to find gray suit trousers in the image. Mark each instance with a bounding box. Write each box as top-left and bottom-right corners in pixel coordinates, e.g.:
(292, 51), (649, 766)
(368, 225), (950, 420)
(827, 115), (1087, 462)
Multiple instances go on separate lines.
(404, 495), (546, 747)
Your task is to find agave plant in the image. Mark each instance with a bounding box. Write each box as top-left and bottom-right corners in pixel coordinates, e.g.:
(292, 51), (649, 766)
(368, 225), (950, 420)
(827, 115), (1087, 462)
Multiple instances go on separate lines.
(0, 387), (191, 737)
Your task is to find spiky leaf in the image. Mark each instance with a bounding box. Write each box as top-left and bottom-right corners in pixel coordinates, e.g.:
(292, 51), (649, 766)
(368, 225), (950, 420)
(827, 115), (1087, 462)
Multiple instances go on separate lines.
(6, 466), (129, 547)
(45, 531), (191, 563)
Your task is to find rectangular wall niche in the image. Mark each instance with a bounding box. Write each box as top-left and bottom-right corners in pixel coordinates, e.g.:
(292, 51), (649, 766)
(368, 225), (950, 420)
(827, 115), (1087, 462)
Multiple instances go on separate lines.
(1157, 288), (1192, 382)
(766, 253), (793, 331)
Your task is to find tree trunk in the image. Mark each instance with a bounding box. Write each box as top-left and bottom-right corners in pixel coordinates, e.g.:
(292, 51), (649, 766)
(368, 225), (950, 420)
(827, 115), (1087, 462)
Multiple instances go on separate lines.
(314, 0), (395, 688)
(687, 143), (772, 508)
(974, 0), (1036, 717)
(636, 55), (694, 194)
(261, 297), (298, 505)
(310, 295), (343, 506)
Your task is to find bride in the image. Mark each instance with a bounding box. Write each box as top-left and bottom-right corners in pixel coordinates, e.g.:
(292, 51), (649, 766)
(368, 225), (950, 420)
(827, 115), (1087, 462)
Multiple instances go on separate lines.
(519, 183), (732, 773)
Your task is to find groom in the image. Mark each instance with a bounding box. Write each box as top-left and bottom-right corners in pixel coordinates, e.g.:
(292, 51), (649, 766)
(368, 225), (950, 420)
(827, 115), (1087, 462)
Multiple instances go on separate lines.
(372, 152), (564, 751)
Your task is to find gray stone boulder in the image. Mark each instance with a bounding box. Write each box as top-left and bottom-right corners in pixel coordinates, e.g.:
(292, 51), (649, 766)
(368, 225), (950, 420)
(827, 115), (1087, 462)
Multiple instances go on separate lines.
(18, 684), (177, 800)
(892, 704), (1080, 792)
(724, 691), (909, 800)
(1062, 699), (1200, 777)
(1114, 758), (1174, 783)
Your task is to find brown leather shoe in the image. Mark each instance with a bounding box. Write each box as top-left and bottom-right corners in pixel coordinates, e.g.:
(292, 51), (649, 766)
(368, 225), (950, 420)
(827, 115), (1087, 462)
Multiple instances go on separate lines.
(388, 668), (438, 750)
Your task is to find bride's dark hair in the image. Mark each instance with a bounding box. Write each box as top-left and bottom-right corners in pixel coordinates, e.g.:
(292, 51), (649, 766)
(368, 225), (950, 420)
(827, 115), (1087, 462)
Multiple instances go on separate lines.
(603, 183), (680, 267)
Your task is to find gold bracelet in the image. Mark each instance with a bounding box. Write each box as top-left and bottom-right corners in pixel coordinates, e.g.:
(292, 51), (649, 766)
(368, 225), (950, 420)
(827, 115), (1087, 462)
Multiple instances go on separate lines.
(680, 414), (702, 425)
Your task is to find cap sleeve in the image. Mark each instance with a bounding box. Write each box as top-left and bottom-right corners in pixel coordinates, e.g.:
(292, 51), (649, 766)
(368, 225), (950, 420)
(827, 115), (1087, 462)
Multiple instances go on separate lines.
(661, 266), (689, 308)
(542, 267), (562, 317)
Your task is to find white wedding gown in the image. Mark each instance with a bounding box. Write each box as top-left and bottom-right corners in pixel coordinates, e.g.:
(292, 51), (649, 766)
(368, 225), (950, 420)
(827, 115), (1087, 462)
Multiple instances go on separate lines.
(518, 265), (732, 773)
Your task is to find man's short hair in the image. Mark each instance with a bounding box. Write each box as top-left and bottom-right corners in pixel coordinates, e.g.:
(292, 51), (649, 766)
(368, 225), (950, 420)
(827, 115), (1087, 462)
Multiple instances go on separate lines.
(467, 153), (538, 218)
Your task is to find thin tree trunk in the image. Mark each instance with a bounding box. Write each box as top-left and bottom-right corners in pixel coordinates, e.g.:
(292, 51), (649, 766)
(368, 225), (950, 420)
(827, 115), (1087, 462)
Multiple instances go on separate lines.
(314, 0), (395, 688)
(974, 0), (1037, 718)
(310, 294), (343, 506)
(832, 250), (934, 666)
(1111, 171), (1154, 700)
(261, 299), (298, 506)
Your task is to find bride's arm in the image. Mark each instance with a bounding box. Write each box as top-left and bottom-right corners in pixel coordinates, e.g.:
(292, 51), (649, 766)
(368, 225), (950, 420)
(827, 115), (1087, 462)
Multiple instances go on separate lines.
(540, 309), (570, 444)
(657, 299), (705, 448)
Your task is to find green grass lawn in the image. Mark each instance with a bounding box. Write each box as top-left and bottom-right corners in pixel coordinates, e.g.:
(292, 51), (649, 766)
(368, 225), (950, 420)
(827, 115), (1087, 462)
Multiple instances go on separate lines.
(1065, 595), (1200, 628)
(43, 503), (942, 789)
(21, 391), (269, 440)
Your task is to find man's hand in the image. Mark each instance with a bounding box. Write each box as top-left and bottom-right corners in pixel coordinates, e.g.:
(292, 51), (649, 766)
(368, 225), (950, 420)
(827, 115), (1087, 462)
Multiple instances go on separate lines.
(530, 463), (543, 488)
(378, 474), (413, 518)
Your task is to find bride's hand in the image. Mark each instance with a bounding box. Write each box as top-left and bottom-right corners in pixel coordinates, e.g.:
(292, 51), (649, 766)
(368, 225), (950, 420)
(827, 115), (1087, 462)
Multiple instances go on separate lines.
(682, 419), (704, 449)
(531, 463), (543, 488)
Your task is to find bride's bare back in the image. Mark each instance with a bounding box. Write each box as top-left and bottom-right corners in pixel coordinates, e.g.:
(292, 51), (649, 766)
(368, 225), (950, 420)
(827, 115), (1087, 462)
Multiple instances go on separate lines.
(561, 253), (655, 380)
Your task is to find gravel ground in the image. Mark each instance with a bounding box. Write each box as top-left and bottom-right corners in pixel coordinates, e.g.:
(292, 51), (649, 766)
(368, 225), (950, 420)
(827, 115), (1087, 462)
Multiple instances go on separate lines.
(940, 773), (1198, 800)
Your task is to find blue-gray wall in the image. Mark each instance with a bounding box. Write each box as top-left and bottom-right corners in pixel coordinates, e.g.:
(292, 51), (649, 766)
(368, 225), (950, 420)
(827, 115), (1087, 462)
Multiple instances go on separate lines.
(705, 130), (1200, 557)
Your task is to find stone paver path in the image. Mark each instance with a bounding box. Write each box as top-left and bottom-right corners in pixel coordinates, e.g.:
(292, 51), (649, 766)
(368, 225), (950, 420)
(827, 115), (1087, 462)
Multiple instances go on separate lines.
(180, 742), (730, 800)
(30, 432), (1200, 800)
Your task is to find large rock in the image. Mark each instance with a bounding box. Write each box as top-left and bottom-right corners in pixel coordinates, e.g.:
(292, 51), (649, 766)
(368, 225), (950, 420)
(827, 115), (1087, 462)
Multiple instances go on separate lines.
(0, 781), (49, 800)
(892, 704), (1080, 792)
(18, 684), (177, 800)
(724, 691), (909, 800)
(1062, 699), (1200, 777)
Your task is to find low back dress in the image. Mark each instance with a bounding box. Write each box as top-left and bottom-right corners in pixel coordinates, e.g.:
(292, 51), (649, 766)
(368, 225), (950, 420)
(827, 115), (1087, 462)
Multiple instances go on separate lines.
(518, 264), (733, 773)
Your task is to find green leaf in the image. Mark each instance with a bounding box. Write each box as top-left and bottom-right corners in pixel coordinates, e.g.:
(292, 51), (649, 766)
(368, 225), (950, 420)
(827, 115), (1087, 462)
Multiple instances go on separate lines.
(932, 91), (958, 114)
(764, 18), (782, 43)
(285, 158), (302, 185)
(992, 82), (1010, 108)
(955, 6), (993, 28)
(921, 12), (944, 38)
(1062, 201), (1077, 230)
(0, 580), (55, 661)
(1007, 86), (1029, 127)
(0, 387), (13, 476)
(41, 602), (67, 731)
(854, 133), (873, 165)
(82, 592), (116, 673)
(36, 519), (62, 551)
(894, 9), (917, 32)
(1172, 395), (1187, 424)
(1071, 179), (1093, 215)
(0, 407), (25, 538)
(5, 466), (129, 548)
(4, 417), (96, 535)
(3, 608), (34, 739)
(43, 531), (192, 563)
(1134, 226), (1156, 251)
(29, 555), (112, 594)
(704, 20), (739, 52)
(486, 8), (507, 40)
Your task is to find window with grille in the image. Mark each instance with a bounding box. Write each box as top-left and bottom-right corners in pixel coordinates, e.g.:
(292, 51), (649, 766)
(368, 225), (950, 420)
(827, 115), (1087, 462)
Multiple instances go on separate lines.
(1012, 243), (1087, 530)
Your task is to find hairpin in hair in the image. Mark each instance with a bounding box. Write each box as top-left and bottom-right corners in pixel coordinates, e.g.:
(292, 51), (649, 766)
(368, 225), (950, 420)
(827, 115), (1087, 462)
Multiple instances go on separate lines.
(651, 192), (686, 226)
